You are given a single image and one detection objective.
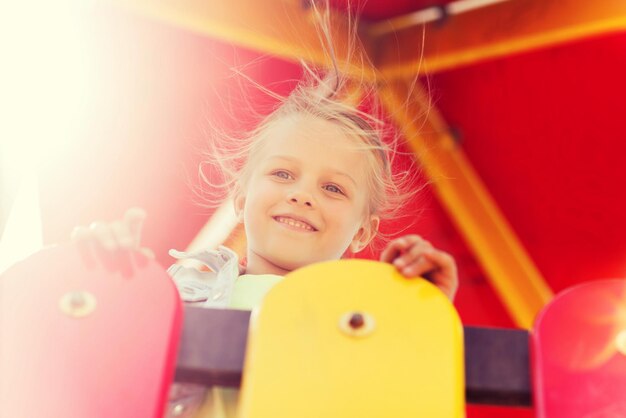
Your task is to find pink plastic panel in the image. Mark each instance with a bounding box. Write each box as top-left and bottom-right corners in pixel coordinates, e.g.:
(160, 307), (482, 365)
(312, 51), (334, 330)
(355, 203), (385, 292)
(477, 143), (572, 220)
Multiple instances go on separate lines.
(0, 243), (183, 417)
(532, 279), (626, 417)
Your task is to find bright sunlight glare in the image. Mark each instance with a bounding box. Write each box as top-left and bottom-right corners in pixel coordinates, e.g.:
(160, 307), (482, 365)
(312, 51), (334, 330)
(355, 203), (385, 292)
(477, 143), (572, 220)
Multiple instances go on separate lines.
(0, 0), (97, 272)
(0, 174), (43, 274)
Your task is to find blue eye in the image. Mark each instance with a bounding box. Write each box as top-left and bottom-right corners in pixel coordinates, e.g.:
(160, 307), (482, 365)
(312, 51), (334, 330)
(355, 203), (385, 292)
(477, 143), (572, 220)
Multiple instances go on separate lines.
(324, 184), (344, 195)
(272, 170), (292, 180)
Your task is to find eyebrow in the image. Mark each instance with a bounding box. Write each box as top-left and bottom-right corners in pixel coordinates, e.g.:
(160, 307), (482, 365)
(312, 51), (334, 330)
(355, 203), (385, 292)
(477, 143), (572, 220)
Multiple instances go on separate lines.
(329, 170), (357, 187)
(266, 155), (357, 187)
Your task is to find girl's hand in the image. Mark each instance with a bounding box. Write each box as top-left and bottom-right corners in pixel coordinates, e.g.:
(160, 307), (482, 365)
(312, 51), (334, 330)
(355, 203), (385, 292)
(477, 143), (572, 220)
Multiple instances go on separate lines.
(380, 235), (458, 301)
(71, 208), (155, 274)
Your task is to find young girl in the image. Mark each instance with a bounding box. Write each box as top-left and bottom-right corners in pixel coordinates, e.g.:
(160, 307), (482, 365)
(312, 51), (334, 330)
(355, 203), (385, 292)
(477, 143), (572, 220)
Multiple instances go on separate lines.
(73, 13), (458, 417)
(75, 74), (458, 417)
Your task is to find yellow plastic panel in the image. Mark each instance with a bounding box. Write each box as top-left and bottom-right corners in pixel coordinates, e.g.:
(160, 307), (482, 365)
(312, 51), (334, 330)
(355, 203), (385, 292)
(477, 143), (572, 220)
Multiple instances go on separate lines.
(239, 259), (464, 418)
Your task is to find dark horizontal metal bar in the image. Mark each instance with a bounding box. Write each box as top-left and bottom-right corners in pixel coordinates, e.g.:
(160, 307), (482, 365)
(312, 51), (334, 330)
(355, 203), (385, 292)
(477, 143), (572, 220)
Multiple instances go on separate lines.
(464, 326), (531, 406)
(175, 307), (532, 406)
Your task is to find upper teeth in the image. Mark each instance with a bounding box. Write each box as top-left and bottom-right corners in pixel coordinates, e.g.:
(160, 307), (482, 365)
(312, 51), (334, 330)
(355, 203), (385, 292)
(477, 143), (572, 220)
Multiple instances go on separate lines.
(275, 217), (315, 231)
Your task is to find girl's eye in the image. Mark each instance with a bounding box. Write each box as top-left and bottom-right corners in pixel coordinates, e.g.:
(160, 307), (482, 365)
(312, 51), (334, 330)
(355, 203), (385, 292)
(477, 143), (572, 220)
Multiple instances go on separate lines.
(324, 184), (344, 195)
(272, 170), (292, 180)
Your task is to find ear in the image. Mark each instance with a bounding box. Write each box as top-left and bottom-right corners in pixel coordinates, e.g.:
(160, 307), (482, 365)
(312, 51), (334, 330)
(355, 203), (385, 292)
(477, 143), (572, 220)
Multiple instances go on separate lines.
(233, 189), (246, 223)
(350, 214), (380, 253)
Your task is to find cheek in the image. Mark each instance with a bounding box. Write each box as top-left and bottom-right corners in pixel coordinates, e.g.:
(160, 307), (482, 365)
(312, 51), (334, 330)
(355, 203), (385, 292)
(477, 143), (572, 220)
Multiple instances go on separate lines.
(244, 182), (280, 217)
(323, 203), (363, 234)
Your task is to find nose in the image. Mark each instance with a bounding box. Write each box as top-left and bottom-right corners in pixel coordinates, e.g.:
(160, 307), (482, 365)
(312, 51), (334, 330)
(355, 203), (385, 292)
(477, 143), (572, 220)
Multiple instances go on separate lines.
(287, 189), (314, 208)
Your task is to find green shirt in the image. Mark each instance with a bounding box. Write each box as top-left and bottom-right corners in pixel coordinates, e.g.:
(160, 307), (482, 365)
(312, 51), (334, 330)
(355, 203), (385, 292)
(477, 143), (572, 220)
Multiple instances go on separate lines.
(228, 273), (284, 310)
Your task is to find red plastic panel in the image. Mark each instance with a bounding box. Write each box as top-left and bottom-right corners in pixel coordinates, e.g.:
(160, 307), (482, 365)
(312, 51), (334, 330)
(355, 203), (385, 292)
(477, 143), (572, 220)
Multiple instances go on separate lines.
(432, 33), (626, 294)
(0, 243), (182, 417)
(532, 279), (626, 417)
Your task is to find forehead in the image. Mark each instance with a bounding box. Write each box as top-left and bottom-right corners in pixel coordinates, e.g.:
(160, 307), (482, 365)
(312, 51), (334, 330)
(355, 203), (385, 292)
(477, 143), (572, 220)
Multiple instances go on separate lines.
(259, 114), (369, 168)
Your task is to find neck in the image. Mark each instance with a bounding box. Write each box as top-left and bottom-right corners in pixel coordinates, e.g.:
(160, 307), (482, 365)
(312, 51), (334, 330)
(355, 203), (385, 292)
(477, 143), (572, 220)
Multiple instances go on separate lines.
(244, 250), (291, 276)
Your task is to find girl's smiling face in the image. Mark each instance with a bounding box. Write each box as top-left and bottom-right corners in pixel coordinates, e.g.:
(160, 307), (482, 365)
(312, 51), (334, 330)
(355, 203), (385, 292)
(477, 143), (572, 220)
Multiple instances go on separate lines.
(235, 113), (380, 275)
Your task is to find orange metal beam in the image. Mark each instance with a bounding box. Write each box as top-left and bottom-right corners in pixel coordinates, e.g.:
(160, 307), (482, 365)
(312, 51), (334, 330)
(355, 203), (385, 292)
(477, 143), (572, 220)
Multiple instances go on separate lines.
(113, 0), (377, 81)
(372, 0), (626, 78)
(378, 80), (553, 328)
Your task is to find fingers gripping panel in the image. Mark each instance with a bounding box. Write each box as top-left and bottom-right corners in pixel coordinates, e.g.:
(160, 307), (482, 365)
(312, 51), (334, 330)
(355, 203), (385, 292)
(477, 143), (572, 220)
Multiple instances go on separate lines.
(532, 279), (626, 417)
(0, 243), (183, 418)
(239, 259), (465, 418)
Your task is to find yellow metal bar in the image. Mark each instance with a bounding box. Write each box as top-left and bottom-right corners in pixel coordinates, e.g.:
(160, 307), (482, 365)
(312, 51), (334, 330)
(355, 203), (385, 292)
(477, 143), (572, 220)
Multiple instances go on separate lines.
(378, 80), (553, 328)
(112, 0), (377, 81)
(372, 0), (626, 78)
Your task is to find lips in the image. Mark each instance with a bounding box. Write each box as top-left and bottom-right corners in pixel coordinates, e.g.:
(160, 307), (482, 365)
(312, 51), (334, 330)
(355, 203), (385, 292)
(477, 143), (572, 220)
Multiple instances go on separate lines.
(273, 215), (318, 232)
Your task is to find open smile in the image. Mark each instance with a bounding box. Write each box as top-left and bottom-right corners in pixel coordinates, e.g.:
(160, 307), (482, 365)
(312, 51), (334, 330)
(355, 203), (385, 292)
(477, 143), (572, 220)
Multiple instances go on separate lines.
(273, 216), (317, 232)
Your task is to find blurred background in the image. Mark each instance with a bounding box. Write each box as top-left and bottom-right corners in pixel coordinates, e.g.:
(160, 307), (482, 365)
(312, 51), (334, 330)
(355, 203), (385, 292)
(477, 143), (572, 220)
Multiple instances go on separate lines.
(2, 1), (625, 415)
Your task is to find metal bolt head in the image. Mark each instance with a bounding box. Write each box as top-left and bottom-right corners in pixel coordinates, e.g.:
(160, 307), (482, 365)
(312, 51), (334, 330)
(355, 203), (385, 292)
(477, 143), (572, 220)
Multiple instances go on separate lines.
(339, 311), (375, 338)
(69, 292), (86, 308)
(348, 313), (365, 329)
(59, 291), (96, 318)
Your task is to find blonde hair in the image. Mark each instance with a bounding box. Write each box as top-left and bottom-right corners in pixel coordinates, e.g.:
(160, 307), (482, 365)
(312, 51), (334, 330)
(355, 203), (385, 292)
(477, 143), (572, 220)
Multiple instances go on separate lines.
(197, 1), (422, 249)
